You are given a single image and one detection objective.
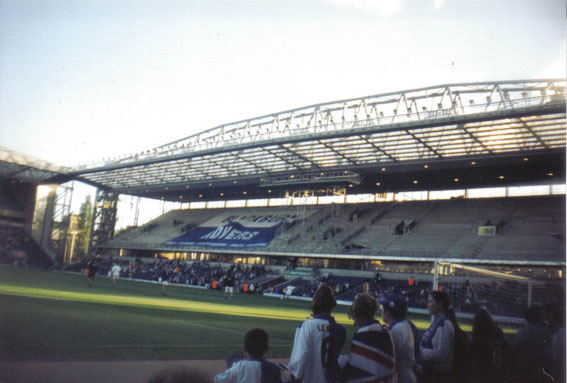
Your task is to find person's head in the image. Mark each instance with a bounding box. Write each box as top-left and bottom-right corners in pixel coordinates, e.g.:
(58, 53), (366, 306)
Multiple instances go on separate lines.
(147, 367), (212, 383)
(244, 328), (269, 359)
(472, 309), (497, 342)
(427, 290), (450, 316)
(311, 284), (337, 315)
(349, 292), (379, 327)
(379, 292), (407, 324)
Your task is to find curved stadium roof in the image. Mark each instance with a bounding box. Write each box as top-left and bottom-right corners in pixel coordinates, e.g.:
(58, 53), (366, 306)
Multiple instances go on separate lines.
(0, 146), (71, 184)
(63, 79), (565, 200)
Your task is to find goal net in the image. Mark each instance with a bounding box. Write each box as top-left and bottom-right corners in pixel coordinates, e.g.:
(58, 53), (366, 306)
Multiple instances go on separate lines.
(435, 261), (564, 321)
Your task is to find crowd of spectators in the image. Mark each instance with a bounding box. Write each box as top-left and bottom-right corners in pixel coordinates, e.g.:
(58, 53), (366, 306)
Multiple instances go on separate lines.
(160, 286), (566, 383)
(0, 224), (52, 267)
(63, 257), (271, 294)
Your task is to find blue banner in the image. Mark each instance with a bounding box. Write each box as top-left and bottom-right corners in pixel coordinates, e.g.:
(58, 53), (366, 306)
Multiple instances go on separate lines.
(165, 212), (302, 248)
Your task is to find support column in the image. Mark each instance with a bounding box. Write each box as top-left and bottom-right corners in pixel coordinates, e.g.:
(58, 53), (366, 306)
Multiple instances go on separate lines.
(89, 189), (119, 256)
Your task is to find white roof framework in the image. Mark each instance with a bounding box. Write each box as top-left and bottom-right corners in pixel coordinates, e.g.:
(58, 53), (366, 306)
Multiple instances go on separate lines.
(68, 79), (565, 197)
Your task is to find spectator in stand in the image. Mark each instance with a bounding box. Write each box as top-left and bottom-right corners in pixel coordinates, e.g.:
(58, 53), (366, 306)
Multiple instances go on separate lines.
(214, 328), (281, 383)
(469, 309), (514, 383)
(288, 284), (346, 383)
(417, 291), (454, 383)
(513, 305), (553, 383)
(340, 292), (396, 383)
(380, 292), (420, 383)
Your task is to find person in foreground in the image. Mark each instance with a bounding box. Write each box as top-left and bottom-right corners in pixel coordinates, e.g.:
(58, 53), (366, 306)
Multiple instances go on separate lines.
(417, 290), (454, 383)
(214, 328), (282, 383)
(340, 292), (396, 383)
(380, 292), (420, 383)
(288, 284), (346, 383)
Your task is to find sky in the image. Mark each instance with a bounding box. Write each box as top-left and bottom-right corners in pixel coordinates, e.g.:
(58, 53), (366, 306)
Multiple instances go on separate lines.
(1, 0), (565, 226)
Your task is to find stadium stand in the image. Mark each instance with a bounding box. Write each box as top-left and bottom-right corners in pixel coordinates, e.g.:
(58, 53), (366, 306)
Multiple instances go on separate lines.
(104, 195), (565, 263)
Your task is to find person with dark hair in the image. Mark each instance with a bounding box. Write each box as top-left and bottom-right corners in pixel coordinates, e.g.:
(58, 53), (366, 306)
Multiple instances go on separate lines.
(513, 305), (553, 383)
(446, 306), (470, 382)
(149, 367), (212, 383)
(469, 309), (514, 383)
(214, 328), (281, 383)
(341, 292), (396, 383)
(417, 291), (454, 383)
(289, 284), (346, 383)
(380, 292), (420, 383)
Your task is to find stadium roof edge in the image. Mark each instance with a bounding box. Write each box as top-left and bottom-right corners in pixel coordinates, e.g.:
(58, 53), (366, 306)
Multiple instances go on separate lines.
(0, 145), (71, 184)
(156, 77), (566, 150)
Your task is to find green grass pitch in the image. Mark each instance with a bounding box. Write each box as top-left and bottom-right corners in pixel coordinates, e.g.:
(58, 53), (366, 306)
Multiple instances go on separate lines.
(0, 265), (518, 361)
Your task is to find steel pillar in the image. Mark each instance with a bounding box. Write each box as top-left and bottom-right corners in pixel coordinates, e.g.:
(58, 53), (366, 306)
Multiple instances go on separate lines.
(89, 189), (119, 255)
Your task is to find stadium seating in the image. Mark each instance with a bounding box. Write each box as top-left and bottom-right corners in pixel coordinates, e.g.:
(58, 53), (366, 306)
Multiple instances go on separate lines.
(107, 195), (565, 262)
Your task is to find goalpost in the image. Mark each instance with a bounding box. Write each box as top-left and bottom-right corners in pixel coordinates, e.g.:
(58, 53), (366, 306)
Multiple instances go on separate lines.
(433, 260), (564, 323)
